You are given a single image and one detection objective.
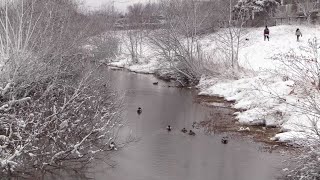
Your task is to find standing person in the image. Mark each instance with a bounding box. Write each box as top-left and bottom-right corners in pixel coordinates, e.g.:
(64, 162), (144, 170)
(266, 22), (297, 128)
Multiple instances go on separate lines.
(296, 28), (302, 42)
(264, 26), (270, 41)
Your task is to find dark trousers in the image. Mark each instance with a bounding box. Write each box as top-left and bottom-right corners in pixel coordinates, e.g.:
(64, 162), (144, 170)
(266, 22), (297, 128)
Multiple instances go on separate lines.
(297, 35), (300, 42)
(264, 34), (269, 41)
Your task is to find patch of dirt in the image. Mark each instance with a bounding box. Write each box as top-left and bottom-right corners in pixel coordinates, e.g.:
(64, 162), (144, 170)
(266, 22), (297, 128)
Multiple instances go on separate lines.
(196, 96), (296, 152)
(194, 95), (235, 104)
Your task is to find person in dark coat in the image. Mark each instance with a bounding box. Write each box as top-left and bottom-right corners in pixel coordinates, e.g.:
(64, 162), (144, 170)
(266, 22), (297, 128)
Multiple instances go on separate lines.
(295, 28), (302, 42)
(264, 26), (269, 41)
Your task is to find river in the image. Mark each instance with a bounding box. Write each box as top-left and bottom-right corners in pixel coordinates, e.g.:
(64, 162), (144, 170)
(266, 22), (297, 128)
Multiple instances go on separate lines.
(89, 67), (285, 180)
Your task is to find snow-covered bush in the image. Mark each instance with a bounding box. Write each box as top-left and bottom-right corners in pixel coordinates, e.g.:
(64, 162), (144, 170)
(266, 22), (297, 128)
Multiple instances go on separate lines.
(0, 0), (124, 178)
(284, 141), (320, 180)
(89, 33), (120, 62)
(271, 38), (320, 178)
(273, 38), (320, 95)
(148, 29), (207, 85)
(0, 74), (123, 178)
(123, 30), (146, 64)
(146, 0), (218, 85)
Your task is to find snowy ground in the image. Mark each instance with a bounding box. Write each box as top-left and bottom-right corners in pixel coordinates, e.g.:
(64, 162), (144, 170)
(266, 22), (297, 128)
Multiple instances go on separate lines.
(109, 25), (320, 143)
(109, 54), (159, 74)
(199, 25), (320, 142)
(107, 30), (163, 74)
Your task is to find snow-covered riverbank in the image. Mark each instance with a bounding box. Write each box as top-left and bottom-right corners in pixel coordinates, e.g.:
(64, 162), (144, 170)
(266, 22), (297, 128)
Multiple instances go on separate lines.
(109, 25), (320, 143)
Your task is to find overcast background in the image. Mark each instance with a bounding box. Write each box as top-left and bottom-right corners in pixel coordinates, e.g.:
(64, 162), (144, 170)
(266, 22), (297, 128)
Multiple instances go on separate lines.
(84, 0), (153, 12)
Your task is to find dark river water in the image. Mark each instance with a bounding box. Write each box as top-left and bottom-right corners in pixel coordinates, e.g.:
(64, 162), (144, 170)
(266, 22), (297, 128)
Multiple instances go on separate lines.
(89, 67), (285, 180)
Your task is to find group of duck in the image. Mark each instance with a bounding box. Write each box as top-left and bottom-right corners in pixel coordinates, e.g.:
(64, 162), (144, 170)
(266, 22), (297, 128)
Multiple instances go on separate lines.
(166, 125), (196, 136)
(137, 107), (228, 144)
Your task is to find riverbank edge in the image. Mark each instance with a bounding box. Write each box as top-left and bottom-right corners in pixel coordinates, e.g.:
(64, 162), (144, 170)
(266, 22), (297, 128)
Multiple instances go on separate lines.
(107, 64), (188, 86)
(106, 64), (293, 151)
(195, 95), (294, 152)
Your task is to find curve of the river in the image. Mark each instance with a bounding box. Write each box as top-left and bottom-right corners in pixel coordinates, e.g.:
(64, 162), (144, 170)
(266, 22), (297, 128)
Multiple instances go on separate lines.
(91, 67), (285, 180)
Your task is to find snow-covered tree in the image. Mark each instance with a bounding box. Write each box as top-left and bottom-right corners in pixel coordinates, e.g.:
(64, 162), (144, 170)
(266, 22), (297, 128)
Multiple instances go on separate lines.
(294, 0), (319, 24)
(147, 0), (217, 85)
(234, 0), (281, 19)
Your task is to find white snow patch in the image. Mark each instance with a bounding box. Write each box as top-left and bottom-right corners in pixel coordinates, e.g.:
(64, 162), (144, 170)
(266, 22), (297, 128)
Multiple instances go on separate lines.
(198, 25), (320, 142)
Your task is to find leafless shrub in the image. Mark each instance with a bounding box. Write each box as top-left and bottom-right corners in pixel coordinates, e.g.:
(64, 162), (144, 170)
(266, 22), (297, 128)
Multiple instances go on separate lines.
(0, 70), (123, 178)
(214, 0), (250, 77)
(0, 0), (124, 178)
(283, 139), (320, 180)
(89, 33), (120, 62)
(119, 29), (149, 64)
(271, 38), (320, 179)
(145, 0), (219, 85)
(148, 29), (206, 84)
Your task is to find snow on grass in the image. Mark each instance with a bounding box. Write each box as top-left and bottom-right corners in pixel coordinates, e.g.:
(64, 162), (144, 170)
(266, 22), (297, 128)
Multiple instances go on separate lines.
(199, 25), (320, 142)
(238, 25), (320, 70)
(200, 25), (320, 71)
(108, 31), (164, 74)
(109, 54), (160, 74)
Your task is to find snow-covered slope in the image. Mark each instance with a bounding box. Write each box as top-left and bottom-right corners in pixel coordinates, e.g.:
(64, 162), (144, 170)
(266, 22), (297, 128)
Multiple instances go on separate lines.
(198, 25), (320, 142)
(239, 25), (320, 70)
(199, 25), (320, 71)
(109, 25), (320, 142)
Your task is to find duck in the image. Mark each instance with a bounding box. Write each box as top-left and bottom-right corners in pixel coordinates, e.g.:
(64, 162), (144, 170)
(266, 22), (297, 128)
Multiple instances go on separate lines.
(188, 130), (196, 136)
(137, 107), (142, 115)
(221, 136), (228, 144)
(181, 128), (187, 133)
(167, 125), (172, 131)
(153, 82), (158, 85)
(109, 141), (117, 150)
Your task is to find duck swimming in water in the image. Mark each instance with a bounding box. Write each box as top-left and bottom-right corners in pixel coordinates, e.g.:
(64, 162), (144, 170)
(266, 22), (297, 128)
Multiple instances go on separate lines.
(109, 141), (117, 150)
(188, 130), (196, 136)
(153, 82), (158, 85)
(181, 128), (187, 133)
(167, 125), (172, 131)
(221, 136), (228, 144)
(137, 107), (142, 115)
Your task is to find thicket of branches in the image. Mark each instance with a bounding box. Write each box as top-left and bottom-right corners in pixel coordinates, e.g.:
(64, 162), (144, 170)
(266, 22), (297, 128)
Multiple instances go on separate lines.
(271, 38), (320, 179)
(145, 0), (219, 85)
(144, 0), (249, 85)
(294, 0), (320, 24)
(0, 0), (123, 179)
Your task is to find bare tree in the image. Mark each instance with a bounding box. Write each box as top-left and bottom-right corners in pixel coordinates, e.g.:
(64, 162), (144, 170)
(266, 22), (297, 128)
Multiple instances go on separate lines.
(147, 0), (217, 85)
(294, 0), (319, 24)
(209, 0), (249, 76)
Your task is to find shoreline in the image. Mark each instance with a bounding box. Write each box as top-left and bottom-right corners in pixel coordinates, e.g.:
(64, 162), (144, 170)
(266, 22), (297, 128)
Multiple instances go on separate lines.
(108, 65), (293, 151)
(194, 95), (294, 152)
